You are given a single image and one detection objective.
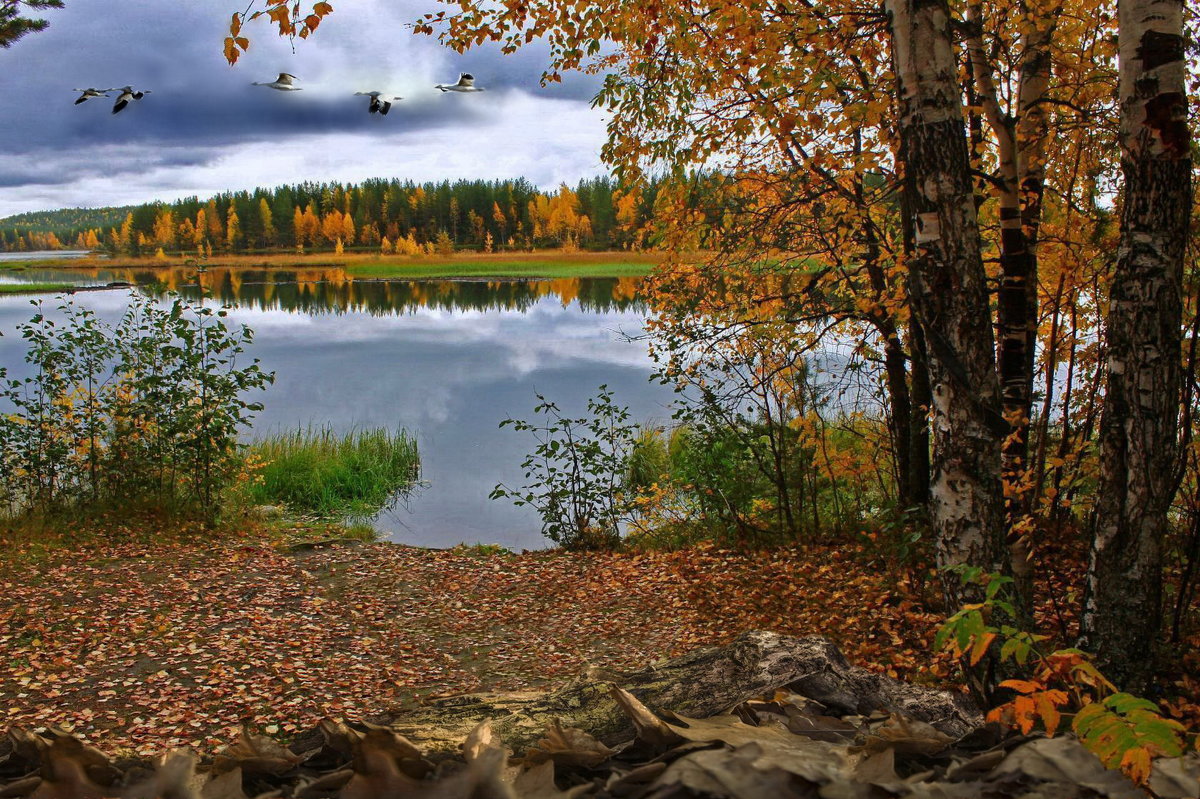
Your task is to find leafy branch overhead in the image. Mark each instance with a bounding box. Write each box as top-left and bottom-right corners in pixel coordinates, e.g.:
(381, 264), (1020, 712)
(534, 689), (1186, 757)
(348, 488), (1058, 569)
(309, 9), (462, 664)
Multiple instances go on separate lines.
(224, 0), (333, 64)
(0, 0), (63, 48)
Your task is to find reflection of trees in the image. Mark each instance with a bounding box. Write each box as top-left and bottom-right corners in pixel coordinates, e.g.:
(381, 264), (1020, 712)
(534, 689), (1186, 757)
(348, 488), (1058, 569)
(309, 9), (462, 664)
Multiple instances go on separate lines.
(46, 267), (646, 315)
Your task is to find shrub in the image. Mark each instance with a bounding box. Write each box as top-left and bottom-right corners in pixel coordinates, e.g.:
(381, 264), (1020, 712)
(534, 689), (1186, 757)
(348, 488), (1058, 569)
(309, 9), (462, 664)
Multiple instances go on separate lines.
(491, 386), (641, 551)
(0, 291), (274, 524)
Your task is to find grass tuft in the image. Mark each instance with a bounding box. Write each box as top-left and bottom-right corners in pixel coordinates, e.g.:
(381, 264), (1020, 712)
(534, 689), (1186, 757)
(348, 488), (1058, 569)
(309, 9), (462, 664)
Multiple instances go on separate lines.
(0, 283), (77, 294)
(244, 426), (420, 519)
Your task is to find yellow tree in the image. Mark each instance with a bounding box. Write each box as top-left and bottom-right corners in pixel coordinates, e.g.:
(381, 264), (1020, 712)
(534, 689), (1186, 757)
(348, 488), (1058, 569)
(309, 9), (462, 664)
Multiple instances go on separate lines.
(492, 201), (507, 246)
(226, 205), (242, 250)
(321, 209), (343, 245)
(292, 207), (305, 246)
(259, 197), (275, 247)
(117, 213), (135, 256)
(193, 208), (208, 247)
(152, 208), (176, 250)
(546, 184), (581, 245)
(177, 218), (196, 249)
(204, 199), (223, 242)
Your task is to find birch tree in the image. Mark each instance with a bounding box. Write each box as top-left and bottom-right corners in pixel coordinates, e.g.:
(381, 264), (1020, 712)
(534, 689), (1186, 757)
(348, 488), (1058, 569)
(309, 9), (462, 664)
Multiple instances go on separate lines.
(1081, 0), (1191, 688)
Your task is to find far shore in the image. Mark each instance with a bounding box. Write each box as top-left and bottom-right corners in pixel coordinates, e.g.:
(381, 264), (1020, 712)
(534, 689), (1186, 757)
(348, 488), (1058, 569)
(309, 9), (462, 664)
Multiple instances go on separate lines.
(0, 249), (663, 280)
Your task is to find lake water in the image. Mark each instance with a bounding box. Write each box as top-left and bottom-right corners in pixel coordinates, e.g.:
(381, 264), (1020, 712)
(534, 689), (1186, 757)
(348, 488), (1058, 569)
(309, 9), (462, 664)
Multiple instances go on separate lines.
(0, 250), (93, 263)
(0, 266), (674, 550)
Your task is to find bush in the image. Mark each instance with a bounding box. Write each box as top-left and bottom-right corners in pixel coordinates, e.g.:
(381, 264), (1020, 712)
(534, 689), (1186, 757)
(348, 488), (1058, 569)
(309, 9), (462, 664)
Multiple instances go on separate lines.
(243, 426), (420, 519)
(0, 291), (274, 524)
(492, 386), (641, 551)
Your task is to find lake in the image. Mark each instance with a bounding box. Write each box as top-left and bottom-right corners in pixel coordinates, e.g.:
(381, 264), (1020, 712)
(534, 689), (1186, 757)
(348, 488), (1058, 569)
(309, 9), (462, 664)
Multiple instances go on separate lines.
(0, 250), (93, 263)
(0, 266), (674, 550)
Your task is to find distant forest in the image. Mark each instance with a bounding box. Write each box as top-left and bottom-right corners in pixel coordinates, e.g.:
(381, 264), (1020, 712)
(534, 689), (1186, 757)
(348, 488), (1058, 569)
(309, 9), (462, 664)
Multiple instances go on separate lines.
(0, 177), (661, 255)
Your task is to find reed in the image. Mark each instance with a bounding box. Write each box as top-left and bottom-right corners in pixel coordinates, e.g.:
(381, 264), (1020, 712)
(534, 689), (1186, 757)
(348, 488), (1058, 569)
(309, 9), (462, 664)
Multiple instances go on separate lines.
(244, 426), (420, 519)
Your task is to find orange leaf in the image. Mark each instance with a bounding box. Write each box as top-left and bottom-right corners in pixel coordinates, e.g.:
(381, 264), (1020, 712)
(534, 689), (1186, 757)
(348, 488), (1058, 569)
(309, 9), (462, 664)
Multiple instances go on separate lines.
(1013, 695), (1037, 735)
(968, 631), (995, 666)
(1119, 746), (1152, 786)
(999, 679), (1043, 694)
(1034, 692), (1064, 737)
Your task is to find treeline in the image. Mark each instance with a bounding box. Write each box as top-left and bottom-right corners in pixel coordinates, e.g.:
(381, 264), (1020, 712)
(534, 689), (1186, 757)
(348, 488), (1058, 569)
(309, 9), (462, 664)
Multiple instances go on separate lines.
(0, 177), (663, 255)
(0, 205), (135, 243)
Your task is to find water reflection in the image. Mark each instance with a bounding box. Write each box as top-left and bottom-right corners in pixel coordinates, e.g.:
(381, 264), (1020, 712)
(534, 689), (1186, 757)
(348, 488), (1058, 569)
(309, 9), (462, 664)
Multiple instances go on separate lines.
(4, 265), (646, 316)
(0, 273), (669, 550)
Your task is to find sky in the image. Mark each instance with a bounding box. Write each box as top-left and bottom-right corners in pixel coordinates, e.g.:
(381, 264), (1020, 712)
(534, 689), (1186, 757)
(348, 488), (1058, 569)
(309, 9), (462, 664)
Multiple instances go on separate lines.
(0, 0), (611, 218)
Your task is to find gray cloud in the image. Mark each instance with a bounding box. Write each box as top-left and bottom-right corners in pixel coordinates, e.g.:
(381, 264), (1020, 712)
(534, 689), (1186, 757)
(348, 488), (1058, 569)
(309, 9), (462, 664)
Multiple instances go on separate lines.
(0, 0), (608, 215)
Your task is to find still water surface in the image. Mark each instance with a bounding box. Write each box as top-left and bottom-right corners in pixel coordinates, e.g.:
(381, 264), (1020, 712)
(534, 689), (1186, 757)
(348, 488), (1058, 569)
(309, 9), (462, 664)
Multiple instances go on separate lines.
(0, 266), (673, 550)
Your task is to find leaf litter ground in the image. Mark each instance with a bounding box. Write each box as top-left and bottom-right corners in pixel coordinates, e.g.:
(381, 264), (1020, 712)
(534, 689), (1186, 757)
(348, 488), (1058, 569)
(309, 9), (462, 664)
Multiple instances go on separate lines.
(0, 540), (947, 755)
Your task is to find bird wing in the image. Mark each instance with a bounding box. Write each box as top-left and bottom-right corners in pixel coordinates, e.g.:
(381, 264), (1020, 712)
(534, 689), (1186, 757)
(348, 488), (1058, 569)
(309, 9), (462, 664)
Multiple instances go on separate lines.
(112, 98), (128, 114)
(459, 73), (475, 86)
(277, 73), (297, 84)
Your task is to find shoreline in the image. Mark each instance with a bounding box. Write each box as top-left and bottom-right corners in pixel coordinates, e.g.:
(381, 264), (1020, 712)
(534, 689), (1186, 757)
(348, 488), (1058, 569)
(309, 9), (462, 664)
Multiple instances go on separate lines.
(0, 249), (663, 280)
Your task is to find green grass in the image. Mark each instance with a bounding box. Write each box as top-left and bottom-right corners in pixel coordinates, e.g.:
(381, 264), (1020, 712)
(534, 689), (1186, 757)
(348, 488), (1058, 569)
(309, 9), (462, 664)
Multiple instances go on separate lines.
(344, 257), (656, 280)
(0, 250), (662, 279)
(244, 426), (420, 519)
(0, 282), (77, 294)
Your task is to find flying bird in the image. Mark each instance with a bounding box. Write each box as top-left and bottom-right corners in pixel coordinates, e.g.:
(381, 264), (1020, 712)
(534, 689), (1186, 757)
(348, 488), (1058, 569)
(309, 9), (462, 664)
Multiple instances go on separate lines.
(435, 73), (483, 93)
(112, 86), (150, 114)
(73, 88), (114, 105)
(354, 91), (401, 115)
(253, 73), (302, 91)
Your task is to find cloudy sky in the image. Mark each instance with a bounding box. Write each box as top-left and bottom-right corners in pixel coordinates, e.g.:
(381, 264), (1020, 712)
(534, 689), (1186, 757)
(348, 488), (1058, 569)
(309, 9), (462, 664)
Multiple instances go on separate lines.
(0, 0), (610, 218)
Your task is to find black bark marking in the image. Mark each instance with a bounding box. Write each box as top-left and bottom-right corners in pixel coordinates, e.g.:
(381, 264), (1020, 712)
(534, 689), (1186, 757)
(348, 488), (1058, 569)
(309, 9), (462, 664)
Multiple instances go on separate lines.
(1137, 29), (1183, 71)
(1144, 91), (1190, 156)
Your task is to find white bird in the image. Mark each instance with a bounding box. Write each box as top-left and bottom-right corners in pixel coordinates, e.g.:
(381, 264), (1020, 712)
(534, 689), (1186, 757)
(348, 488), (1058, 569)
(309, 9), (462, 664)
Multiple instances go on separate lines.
(435, 73), (483, 92)
(112, 86), (150, 114)
(354, 91), (401, 115)
(73, 87), (115, 105)
(253, 73), (302, 91)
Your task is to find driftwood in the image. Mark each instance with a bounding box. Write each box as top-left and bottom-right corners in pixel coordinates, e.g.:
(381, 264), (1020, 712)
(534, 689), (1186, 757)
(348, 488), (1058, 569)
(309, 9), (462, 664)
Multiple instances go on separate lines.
(378, 630), (981, 752)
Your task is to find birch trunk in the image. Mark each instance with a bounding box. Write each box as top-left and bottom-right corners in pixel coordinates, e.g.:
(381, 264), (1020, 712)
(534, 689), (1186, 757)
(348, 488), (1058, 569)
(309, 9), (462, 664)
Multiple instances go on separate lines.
(1081, 0), (1191, 689)
(887, 0), (1007, 609)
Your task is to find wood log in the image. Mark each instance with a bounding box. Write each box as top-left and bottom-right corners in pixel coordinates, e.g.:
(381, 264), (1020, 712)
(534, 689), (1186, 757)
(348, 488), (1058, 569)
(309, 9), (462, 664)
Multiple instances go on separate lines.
(378, 631), (980, 753)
